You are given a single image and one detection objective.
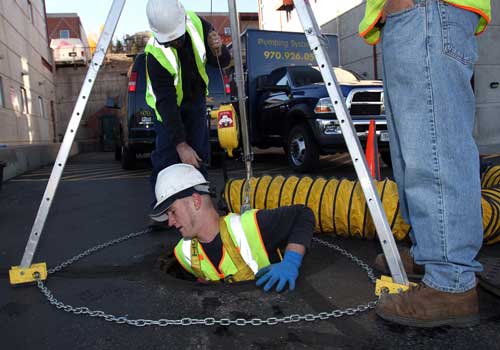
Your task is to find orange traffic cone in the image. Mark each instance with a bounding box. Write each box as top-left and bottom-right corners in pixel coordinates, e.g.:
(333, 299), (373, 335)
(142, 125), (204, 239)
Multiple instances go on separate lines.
(365, 119), (381, 180)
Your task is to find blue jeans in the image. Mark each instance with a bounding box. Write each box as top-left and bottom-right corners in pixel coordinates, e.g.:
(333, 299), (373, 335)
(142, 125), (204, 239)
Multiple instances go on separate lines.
(382, 0), (482, 292)
(150, 95), (209, 202)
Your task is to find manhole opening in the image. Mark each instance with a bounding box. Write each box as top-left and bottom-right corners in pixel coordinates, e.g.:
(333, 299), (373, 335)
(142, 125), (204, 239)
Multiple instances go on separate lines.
(156, 249), (257, 286)
(157, 250), (197, 281)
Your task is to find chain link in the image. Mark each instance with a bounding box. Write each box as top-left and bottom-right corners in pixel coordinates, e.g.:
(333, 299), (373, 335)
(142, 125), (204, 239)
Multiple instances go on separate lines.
(36, 231), (378, 327)
(312, 237), (378, 284)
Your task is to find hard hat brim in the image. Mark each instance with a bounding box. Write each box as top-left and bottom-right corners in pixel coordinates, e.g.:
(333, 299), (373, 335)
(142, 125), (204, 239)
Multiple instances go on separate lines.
(149, 185), (209, 222)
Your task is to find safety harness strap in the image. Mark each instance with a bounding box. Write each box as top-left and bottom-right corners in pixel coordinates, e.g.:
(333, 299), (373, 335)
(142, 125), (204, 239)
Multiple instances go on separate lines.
(190, 238), (204, 279)
(219, 218), (255, 282)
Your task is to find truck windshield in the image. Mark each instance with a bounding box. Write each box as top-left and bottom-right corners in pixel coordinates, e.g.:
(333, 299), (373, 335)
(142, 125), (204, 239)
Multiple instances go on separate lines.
(289, 66), (361, 87)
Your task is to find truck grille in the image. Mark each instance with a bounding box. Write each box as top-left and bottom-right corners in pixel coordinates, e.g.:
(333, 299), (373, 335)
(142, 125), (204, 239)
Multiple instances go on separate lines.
(348, 89), (384, 116)
(354, 122), (387, 133)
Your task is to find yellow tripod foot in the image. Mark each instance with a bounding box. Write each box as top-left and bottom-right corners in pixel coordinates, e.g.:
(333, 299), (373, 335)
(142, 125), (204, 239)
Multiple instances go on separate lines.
(375, 275), (417, 296)
(9, 263), (48, 285)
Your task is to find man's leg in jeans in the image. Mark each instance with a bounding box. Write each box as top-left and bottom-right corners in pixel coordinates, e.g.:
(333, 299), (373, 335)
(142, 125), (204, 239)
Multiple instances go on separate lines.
(376, 0), (481, 327)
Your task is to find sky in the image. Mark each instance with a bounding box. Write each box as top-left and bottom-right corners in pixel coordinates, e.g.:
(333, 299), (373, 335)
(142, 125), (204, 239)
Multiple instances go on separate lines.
(45, 0), (258, 42)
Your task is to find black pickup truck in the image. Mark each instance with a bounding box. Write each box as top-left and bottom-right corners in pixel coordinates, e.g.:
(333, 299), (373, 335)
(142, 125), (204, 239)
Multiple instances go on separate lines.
(233, 29), (389, 172)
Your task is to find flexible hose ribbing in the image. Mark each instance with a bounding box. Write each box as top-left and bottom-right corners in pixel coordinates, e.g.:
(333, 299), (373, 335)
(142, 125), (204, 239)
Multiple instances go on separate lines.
(224, 166), (500, 245)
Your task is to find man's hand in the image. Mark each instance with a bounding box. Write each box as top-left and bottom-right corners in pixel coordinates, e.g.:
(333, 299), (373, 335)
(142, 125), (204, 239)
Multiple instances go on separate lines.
(176, 142), (202, 168)
(255, 250), (303, 292)
(381, 0), (414, 23)
(208, 30), (222, 57)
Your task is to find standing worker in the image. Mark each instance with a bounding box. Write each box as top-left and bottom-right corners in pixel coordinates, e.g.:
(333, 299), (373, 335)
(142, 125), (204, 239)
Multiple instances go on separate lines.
(145, 0), (231, 198)
(150, 164), (315, 291)
(359, 0), (491, 327)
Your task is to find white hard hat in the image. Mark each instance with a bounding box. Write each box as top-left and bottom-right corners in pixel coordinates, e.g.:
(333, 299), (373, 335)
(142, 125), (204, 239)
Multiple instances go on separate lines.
(146, 0), (186, 43)
(150, 164), (210, 222)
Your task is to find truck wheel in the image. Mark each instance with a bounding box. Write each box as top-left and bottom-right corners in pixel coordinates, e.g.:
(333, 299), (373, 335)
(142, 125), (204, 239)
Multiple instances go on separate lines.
(286, 124), (320, 173)
(121, 145), (136, 170)
(381, 151), (392, 168)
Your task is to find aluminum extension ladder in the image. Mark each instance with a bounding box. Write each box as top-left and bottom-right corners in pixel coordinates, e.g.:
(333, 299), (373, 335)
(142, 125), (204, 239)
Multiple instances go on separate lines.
(9, 0), (126, 285)
(292, 0), (410, 292)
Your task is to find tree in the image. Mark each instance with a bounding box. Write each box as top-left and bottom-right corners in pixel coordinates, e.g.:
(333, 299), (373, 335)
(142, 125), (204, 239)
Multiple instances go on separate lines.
(114, 39), (123, 53)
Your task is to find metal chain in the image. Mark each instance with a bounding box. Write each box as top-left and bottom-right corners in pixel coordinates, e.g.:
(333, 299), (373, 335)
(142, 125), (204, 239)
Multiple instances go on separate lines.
(35, 231), (378, 327)
(312, 237), (378, 284)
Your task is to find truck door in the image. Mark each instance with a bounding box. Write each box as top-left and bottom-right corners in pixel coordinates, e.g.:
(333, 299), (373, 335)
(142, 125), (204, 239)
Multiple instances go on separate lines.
(260, 68), (291, 136)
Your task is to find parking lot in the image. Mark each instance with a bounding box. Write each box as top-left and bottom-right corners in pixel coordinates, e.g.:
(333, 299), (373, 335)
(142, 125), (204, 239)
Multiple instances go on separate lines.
(1, 150), (500, 350)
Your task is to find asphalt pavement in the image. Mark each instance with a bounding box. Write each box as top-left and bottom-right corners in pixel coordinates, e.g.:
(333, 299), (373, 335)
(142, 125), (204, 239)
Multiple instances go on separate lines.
(1, 151), (499, 350)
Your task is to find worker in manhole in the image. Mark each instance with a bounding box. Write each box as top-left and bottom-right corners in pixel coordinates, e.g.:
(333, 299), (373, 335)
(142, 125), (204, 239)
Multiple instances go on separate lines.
(150, 164), (315, 292)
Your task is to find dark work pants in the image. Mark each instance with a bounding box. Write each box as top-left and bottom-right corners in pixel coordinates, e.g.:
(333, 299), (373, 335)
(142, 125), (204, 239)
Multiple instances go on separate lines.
(150, 95), (209, 206)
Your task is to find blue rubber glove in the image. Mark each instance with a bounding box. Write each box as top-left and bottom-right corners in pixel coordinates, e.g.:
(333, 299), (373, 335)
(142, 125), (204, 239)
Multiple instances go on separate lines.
(255, 251), (303, 292)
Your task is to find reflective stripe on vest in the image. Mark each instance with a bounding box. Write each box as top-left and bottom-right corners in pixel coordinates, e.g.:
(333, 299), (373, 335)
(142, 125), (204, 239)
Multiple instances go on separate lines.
(359, 0), (491, 45)
(144, 11), (209, 122)
(174, 210), (270, 281)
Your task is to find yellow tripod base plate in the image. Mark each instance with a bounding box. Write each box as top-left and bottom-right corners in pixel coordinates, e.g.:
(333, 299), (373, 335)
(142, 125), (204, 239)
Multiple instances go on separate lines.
(9, 263), (48, 285)
(375, 275), (417, 296)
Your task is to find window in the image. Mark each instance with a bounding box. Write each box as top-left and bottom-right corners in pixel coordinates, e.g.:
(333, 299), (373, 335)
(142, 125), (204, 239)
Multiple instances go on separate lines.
(224, 27), (231, 36)
(28, 1), (34, 24)
(0, 77), (4, 108)
(276, 75), (289, 87)
(38, 96), (45, 119)
(20, 87), (28, 114)
(289, 66), (323, 87)
(59, 30), (70, 39)
(269, 67), (287, 85)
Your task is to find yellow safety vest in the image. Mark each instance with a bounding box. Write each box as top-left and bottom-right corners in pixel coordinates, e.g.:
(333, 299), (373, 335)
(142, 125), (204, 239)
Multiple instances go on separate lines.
(144, 11), (209, 122)
(174, 210), (271, 282)
(359, 0), (491, 45)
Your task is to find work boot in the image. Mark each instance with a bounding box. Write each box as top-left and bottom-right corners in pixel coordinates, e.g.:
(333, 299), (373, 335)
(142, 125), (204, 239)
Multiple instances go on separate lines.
(376, 283), (480, 328)
(374, 247), (424, 279)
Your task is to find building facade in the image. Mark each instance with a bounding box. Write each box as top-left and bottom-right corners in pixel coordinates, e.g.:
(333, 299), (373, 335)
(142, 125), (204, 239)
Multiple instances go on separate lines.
(46, 13), (91, 63)
(47, 12), (88, 43)
(199, 12), (259, 45)
(0, 0), (57, 145)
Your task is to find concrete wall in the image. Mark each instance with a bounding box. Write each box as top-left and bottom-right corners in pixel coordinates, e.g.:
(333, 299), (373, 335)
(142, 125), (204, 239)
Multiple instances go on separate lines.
(0, 142), (78, 180)
(0, 0), (57, 145)
(321, 3), (382, 80)
(53, 54), (131, 142)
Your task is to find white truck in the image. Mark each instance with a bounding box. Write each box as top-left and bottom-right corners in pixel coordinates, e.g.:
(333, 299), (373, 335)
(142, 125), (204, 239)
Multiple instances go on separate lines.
(50, 38), (88, 67)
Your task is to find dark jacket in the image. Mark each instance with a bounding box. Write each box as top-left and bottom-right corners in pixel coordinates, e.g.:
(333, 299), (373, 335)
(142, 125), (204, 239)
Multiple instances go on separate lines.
(147, 16), (231, 145)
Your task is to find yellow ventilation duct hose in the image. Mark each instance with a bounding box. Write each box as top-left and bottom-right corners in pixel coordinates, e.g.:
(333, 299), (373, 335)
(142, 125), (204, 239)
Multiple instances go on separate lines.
(224, 176), (410, 241)
(481, 165), (500, 188)
(224, 172), (500, 245)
